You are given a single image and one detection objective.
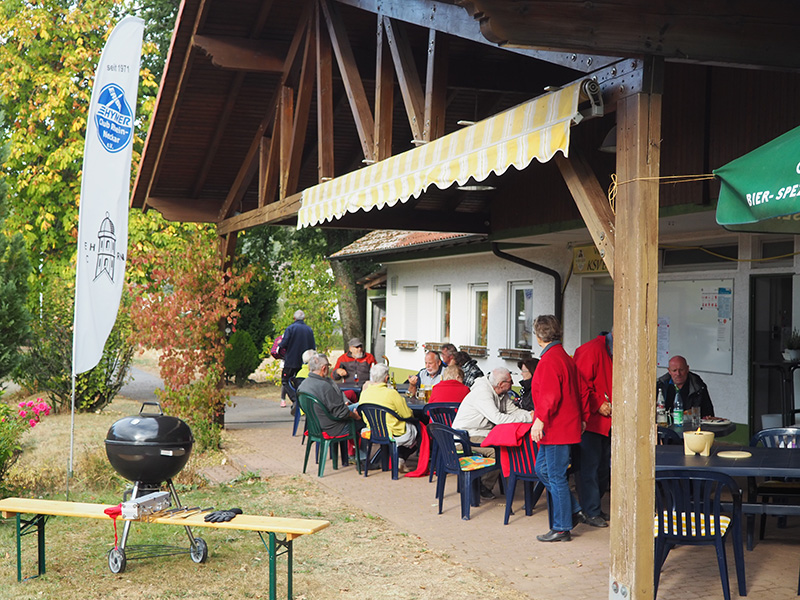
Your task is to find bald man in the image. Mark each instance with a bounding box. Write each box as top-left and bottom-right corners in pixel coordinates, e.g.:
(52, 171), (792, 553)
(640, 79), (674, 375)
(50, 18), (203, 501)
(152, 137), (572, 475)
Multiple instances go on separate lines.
(656, 355), (715, 418)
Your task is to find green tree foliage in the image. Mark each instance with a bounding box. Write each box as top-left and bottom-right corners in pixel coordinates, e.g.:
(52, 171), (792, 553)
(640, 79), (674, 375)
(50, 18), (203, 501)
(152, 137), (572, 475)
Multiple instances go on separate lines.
(129, 232), (252, 450)
(265, 250), (341, 356)
(223, 330), (260, 386)
(14, 263), (135, 413)
(0, 0), (161, 262)
(0, 117), (32, 382)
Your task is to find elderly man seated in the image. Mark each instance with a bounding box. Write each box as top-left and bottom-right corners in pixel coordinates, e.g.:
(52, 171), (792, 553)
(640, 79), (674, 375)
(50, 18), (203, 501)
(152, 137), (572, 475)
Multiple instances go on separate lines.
(407, 350), (444, 397)
(332, 338), (376, 385)
(451, 367), (534, 498)
(360, 363), (417, 473)
(297, 353), (361, 440)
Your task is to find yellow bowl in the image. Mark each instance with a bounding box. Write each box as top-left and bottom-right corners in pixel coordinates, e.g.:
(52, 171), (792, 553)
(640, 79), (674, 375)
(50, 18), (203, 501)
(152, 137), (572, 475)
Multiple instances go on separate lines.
(683, 430), (714, 456)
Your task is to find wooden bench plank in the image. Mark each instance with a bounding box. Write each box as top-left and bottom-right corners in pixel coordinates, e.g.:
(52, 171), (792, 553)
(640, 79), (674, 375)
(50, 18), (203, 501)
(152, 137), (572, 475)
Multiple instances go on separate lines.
(0, 498), (330, 535)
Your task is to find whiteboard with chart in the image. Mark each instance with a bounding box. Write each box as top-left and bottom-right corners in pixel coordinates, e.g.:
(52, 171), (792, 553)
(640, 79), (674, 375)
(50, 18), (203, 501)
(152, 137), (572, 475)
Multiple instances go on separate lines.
(657, 279), (734, 375)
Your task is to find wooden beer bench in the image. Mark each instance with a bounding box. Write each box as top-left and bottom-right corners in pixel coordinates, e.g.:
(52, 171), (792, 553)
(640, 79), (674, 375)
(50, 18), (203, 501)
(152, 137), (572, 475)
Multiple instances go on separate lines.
(0, 497), (329, 600)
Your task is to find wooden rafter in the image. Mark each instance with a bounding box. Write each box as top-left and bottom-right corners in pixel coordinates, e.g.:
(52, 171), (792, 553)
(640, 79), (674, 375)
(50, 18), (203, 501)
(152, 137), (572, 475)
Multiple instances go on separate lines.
(217, 0), (313, 220)
(319, 0), (375, 162)
(138, 0), (210, 212)
(423, 28), (448, 142)
(284, 22), (317, 196)
(382, 17), (425, 143)
(316, 3), (335, 181)
(555, 151), (616, 276)
(192, 35), (284, 72)
(218, 193), (304, 235)
(279, 86), (295, 200)
(374, 14), (394, 160)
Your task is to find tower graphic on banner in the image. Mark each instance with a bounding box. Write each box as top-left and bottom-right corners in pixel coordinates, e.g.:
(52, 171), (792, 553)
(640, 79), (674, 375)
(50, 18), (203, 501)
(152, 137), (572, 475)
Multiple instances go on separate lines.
(94, 212), (116, 282)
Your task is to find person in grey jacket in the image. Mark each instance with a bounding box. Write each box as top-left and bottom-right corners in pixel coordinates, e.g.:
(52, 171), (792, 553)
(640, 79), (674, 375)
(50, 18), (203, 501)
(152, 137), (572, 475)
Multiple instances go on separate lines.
(451, 368), (534, 498)
(297, 353), (361, 438)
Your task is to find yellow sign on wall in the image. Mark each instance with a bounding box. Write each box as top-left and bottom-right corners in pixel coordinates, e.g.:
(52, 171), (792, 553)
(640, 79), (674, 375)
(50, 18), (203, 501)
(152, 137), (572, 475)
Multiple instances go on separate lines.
(573, 244), (608, 274)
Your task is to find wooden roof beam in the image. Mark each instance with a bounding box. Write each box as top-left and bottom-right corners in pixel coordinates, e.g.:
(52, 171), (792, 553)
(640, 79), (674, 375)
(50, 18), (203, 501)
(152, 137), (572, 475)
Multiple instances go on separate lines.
(317, 3), (335, 180)
(423, 28), (448, 142)
(556, 150), (616, 276)
(218, 193), (304, 235)
(192, 35), (284, 72)
(320, 0), (375, 162)
(382, 17), (425, 143)
(217, 0), (314, 219)
(374, 13), (394, 161)
(335, 0), (617, 72)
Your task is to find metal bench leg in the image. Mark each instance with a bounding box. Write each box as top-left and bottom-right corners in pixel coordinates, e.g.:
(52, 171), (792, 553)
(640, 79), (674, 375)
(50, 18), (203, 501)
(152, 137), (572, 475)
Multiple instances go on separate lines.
(258, 531), (294, 600)
(15, 513), (48, 582)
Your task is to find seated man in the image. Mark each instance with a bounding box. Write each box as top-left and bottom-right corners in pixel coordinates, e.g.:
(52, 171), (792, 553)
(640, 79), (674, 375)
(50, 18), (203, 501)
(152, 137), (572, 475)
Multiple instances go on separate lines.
(360, 363), (417, 473)
(332, 338), (376, 385)
(656, 355), (715, 417)
(297, 353), (362, 439)
(440, 343), (458, 367)
(408, 350), (444, 396)
(428, 365), (470, 404)
(452, 367), (534, 498)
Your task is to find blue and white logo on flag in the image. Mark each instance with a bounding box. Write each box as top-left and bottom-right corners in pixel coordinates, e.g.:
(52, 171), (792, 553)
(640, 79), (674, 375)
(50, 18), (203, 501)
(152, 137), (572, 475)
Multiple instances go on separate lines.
(94, 83), (134, 153)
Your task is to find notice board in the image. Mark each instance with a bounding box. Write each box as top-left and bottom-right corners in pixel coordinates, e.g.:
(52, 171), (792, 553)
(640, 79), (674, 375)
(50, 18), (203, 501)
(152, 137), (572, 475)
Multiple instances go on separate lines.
(657, 279), (734, 375)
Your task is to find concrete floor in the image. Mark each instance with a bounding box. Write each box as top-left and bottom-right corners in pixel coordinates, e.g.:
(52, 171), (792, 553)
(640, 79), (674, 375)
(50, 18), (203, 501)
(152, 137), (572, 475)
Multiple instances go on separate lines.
(217, 394), (800, 600)
(117, 371), (800, 600)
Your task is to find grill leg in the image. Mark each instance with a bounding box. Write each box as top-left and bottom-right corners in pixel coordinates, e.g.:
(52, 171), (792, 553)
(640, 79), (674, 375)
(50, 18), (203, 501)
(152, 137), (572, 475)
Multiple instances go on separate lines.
(167, 479), (199, 548)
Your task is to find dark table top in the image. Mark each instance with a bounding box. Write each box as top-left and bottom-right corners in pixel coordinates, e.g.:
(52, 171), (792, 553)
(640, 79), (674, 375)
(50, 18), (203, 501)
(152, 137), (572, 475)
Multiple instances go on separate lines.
(656, 444), (800, 478)
(667, 421), (737, 438)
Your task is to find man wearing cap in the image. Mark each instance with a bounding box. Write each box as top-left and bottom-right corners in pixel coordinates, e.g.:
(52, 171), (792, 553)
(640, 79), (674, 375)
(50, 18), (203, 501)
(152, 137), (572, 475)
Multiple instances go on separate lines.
(332, 338), (377, 385)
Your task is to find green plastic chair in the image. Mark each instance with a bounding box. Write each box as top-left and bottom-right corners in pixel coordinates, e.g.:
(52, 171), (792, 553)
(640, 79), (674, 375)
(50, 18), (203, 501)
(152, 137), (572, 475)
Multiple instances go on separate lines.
(297, 392), (361, 477)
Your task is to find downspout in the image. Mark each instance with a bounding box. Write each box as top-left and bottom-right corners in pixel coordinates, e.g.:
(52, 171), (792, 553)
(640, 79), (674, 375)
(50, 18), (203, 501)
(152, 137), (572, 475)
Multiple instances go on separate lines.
(491, 243), (563, 323)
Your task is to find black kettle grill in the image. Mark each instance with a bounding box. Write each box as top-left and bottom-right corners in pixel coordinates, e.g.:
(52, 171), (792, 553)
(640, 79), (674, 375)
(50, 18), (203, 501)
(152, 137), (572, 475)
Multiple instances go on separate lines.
(104, 401), (206, 573)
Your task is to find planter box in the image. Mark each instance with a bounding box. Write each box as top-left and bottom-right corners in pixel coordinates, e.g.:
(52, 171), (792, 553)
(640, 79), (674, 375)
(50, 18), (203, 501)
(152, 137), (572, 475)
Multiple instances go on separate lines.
(498, 348), (533, 361)
(395, 339), (417, 350)
(459, 345), (488, 358)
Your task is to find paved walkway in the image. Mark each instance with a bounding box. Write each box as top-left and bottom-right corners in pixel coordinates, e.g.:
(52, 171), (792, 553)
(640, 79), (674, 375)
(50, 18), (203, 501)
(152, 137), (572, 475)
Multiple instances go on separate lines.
(121, 374), (800, 599)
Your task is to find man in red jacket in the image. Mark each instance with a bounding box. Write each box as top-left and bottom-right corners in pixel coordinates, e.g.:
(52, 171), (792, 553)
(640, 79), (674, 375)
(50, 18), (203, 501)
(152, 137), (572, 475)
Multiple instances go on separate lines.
(530, 315), (590, 542)
(573, 330), (613, 528)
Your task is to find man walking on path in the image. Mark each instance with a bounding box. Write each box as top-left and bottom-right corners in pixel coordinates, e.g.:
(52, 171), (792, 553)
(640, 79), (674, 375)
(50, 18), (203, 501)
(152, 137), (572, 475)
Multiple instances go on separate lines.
(278, 310), (315, 409)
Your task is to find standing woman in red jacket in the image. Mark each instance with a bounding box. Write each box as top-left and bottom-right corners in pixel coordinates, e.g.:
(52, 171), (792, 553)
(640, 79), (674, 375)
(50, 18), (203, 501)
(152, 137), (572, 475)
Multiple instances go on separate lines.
(530, 315), (590, 542)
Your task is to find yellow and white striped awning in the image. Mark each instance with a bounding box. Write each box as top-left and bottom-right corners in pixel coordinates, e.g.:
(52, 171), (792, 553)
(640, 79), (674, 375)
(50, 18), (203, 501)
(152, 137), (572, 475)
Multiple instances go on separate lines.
(297, 79), (588, 229)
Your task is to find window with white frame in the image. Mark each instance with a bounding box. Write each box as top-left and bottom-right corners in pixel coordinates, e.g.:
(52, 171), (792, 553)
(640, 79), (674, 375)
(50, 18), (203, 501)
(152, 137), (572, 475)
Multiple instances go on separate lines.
(509, 281), (534, 349)
(436, 285), (451, 342)
(470, 283), (488, 346)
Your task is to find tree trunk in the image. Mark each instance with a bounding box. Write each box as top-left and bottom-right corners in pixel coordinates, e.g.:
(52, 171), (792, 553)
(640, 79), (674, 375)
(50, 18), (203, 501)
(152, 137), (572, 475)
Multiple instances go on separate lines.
(329, 257), (364, 351)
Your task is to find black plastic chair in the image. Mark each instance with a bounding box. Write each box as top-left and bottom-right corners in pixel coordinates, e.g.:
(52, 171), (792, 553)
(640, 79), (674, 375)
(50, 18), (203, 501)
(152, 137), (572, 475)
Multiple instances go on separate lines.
(359, 403), (412, 480)
(654, 469), (746, 600)
(297, 392), (361, 477)
(503, 433), (545, 525)
(422, 402), (460, 483)
(427, 422), (500, 520)
(747, 427), (800, 548)
(657, 426), (681, 445)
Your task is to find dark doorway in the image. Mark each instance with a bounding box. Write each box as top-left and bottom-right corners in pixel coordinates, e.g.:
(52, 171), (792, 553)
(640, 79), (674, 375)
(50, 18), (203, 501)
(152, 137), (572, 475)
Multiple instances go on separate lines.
(750, 274), (793, 437)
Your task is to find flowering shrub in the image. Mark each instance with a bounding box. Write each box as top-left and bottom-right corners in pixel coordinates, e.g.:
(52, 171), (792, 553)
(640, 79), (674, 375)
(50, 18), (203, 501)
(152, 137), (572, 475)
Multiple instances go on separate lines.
(0, 398), (51, 488)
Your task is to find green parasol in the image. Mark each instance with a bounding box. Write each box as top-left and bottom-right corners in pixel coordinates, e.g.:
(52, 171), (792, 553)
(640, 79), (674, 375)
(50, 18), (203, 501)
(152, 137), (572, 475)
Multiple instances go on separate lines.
(714, 124), (800, 233)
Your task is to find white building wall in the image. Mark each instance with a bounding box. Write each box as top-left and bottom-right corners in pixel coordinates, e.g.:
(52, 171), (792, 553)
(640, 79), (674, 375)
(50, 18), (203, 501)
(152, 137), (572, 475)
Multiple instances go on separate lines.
(380, 232), (800, 427)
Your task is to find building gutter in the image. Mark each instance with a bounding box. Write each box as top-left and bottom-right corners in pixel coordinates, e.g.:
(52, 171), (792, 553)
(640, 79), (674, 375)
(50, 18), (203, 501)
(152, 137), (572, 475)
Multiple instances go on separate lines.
(491, 243), (563, 323)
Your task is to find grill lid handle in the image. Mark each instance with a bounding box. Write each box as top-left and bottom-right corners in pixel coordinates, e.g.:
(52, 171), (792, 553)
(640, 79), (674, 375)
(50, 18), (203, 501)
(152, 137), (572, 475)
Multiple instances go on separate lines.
(139, 401), (165, 416)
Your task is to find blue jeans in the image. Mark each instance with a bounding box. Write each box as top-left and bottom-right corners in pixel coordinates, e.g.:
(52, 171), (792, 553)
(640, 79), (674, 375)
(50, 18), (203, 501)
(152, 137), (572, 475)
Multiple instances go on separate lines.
(577, 431), (611, 518)
(535, 443), (581, 531)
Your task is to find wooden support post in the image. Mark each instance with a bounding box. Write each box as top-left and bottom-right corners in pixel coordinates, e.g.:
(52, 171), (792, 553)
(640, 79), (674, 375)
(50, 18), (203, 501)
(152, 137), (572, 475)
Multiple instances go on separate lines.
(382, 17), (425, 143)
(316, 4), (334, 180)
(374, 16), (394, 160)
(279, 86), (294, 200)
(423, 28), (448, 142)
(609, 62), (662, 599)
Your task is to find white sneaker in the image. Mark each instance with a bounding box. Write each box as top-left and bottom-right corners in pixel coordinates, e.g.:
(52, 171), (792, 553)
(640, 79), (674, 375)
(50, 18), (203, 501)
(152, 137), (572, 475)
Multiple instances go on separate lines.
(397, 458), (408, 473)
